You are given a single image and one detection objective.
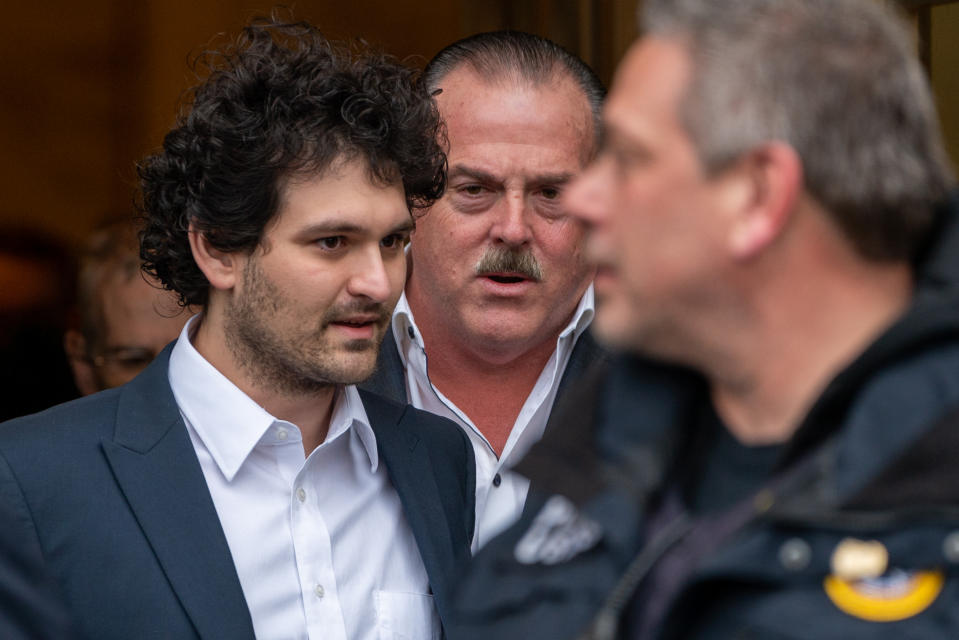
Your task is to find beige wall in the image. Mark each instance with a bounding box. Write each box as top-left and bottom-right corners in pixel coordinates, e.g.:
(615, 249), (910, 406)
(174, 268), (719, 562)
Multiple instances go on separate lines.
(1, 0), (955, 247)
(0, 0), (466, 245)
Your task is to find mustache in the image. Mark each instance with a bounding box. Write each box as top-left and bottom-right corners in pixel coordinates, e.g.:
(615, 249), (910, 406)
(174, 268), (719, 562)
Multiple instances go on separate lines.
(474, 247), (543, 282)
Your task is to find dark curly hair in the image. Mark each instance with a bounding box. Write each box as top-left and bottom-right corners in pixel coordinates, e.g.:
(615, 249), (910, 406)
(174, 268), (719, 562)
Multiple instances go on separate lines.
(138, 18), (447, 307)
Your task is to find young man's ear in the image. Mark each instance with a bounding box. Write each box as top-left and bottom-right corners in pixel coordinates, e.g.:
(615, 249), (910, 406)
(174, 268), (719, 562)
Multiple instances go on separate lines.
(188, 226), (239, 291)
(726, 141), (802, 260)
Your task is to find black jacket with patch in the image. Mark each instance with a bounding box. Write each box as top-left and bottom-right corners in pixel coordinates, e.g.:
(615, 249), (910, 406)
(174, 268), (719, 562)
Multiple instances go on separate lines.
(449, 196), (959, 640)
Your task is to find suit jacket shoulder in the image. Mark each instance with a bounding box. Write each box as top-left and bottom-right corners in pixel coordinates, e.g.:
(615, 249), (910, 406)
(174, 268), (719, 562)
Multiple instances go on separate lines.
(0, 348), (254, 640)
(361, 325), (407, 403)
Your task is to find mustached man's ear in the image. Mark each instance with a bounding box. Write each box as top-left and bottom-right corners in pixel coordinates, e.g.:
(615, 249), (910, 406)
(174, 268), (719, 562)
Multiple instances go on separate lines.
(726, 141), (803, 261)
(188, 225), (238, 292)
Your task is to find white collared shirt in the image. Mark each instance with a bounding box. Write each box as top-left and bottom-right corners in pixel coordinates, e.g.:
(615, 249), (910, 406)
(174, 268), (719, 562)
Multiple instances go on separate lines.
(168, 317), (440, 640)
(392, 287), (594, 550)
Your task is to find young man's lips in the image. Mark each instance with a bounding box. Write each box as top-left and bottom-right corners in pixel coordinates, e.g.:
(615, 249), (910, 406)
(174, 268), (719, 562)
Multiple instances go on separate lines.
(330, 316), (380, 325)
(328, 317), (381, 339)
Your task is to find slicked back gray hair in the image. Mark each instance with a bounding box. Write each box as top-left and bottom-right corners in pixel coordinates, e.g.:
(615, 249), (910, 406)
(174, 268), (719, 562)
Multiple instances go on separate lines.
(423, 31), (605, 147)
(641, 0), (955, 261)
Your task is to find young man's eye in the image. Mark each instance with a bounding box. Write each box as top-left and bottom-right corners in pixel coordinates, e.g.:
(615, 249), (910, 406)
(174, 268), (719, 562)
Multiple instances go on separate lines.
(318, 236), (343, 250)
(381, 233), (409, 249)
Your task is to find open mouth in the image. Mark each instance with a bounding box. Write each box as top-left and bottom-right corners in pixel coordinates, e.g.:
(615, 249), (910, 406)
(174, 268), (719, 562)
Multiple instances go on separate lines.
(486, 275), (527, 284)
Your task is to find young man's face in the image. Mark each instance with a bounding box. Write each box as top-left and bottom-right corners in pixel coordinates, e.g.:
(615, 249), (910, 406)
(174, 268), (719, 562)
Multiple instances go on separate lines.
(407, 67), (596, 356)
(224, 158), (412, 392)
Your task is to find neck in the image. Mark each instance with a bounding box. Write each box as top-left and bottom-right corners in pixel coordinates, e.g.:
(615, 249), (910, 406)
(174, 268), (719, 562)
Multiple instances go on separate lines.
(191, 312), (337, 454)
(709, 251), (913, 447)
(405, 292), (569, 456)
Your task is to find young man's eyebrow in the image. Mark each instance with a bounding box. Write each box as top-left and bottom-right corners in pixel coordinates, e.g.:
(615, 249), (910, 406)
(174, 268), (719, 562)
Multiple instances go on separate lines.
(388, 219), (416, 235)
(298, 220), (367, 235)
(298, 217), (415, 238)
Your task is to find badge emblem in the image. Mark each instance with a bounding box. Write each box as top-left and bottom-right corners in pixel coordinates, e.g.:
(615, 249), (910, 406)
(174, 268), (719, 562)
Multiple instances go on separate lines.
(514, 495), (602, 565)
(824, 568), (945, 622)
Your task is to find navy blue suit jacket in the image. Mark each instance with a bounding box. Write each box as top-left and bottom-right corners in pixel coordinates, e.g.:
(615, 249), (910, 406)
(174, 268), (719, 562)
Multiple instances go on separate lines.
(0, 346), (475, 640)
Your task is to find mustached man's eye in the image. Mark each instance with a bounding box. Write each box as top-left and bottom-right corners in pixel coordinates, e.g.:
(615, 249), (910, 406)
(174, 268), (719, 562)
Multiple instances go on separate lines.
(540, 187), (561, 200)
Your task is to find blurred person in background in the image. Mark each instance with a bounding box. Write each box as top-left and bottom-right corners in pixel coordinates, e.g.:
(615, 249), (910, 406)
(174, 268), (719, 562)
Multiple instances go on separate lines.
(0, 227), (78, 420)
(64, 217), (190, 395)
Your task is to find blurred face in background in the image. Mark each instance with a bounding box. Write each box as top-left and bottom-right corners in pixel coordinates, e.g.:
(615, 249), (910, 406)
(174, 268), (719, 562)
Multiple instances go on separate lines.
(66, 273), (189, 394)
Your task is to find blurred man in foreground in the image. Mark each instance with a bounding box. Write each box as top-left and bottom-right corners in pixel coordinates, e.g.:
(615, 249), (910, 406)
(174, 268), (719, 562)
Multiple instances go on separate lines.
(363, 31), (607, 548)
(453, 0), (959, 637)
(64, 217), (190, 394)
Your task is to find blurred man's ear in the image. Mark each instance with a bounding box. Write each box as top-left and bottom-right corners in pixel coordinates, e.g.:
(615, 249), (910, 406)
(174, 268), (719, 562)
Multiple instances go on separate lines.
(726, 142), (802, 260)
(63, 329), (99, 396)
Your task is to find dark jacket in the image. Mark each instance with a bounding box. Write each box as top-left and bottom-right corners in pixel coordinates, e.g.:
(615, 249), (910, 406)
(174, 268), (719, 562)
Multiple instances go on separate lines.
(450, 197), (959, 639)
(0, 345), (475, 640)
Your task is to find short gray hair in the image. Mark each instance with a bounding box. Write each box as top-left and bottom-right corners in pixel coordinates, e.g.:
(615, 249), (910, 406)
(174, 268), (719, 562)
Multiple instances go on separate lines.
(641, 0), (955, 261)
(423, 31), (605, 146)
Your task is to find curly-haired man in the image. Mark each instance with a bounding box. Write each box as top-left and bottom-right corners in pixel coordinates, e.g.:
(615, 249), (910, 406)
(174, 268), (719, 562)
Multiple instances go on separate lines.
(0, 19), (474, 640)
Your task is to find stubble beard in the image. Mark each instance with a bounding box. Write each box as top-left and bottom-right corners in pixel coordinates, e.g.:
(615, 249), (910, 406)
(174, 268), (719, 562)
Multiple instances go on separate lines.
(223, 258), (386, 397)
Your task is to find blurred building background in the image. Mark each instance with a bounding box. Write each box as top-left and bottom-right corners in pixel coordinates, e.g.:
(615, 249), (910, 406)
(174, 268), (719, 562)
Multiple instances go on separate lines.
(0, 0), (956, 246)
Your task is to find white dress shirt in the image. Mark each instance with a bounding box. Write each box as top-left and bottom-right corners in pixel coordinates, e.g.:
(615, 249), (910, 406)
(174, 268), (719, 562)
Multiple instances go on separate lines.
(392, 287), (594, 550)
(168, 317), (440, 640)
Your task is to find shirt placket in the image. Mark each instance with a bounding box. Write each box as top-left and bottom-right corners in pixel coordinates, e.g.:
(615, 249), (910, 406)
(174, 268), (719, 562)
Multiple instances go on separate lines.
(290, 457), (348, 640)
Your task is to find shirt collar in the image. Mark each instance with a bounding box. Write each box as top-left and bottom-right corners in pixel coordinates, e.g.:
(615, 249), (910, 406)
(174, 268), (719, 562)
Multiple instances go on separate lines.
(392, 283), (596, 360)
(168, 315), (379, 481)
(328, 384), (379, 473)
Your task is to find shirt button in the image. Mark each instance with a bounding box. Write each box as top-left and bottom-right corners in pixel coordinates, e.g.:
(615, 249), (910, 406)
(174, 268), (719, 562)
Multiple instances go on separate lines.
(314, 583), (325, 599)
(492, 473), (502, 487)
(407, 326), (416, 340)
(943, 531), (959, 563)
(296, 488), (306, 502)
(277, 429), (288, 441)
(778, 538), (812, 571)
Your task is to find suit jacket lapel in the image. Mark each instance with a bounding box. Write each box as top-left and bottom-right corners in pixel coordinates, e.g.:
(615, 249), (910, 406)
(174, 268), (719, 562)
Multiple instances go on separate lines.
(101, 348), (255, 640)
(361, 390), (465, 629)
(361, 325), (408, 403)
(556, 329), (608, 398)
(522, 330), (608, 518)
